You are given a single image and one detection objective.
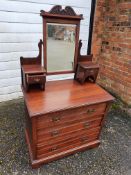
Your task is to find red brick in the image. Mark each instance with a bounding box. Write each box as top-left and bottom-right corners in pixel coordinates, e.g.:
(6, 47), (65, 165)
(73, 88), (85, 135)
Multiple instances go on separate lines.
(92, 0), (131, 105)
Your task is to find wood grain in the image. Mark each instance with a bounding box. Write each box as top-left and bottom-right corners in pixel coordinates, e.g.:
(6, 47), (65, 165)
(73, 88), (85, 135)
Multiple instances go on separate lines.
(37, 116), (102, 142)
(37, 103), (106, 129)
(37, 132), (99, 157)
(37, 126), (100, 148)
(23, 79), (114, 117)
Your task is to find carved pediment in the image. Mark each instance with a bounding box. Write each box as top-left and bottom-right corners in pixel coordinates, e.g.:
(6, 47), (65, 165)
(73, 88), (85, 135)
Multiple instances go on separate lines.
(49, 5), (76, 16)
(40, 5), (83, 19)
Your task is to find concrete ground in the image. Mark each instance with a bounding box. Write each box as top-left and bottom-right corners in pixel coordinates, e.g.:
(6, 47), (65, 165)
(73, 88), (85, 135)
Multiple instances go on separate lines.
(0, 98), (131, 175)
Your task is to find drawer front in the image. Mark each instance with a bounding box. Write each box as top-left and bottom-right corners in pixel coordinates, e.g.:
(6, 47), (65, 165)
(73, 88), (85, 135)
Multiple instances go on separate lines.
(37, 130), (99, 159)
(27, 74), (45, 84)
(37, 115), (103, 144)
(37, 103), (106, 130)
(37, 126), (100, 148)
(86, 68), (99, 76)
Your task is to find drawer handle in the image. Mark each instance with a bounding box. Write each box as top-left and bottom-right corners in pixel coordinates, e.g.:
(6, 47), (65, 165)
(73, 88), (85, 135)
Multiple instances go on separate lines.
(51, 130), (59, 137)
(81, 136), (89, 142)
(52, 116), (61, 122)
(50, 146), (58, 152)
(87, 109), (96, 114)
(35, 78), (40, 82)
(83, 122), (90, 128)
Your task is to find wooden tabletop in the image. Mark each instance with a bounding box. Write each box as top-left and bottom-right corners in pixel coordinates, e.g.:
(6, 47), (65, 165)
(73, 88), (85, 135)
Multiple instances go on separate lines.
(23, 79), (114, 117)
(22, 65), (46, 74)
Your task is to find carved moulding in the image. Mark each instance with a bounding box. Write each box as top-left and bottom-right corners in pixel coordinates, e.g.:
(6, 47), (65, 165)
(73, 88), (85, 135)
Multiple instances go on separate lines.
(40, 5), (83, 19)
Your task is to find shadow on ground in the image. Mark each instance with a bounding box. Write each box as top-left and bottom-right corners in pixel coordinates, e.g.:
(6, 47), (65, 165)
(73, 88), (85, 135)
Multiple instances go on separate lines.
(0, 98), (131, 175)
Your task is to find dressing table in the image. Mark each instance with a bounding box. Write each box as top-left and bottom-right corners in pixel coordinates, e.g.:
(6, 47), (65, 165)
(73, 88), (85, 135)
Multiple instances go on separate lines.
(20, 5), (114, 168)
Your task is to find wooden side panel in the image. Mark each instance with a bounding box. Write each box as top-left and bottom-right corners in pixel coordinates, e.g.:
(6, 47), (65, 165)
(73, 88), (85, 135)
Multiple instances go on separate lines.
(25, 104), (37, 160)
(25, 105), (33, 143)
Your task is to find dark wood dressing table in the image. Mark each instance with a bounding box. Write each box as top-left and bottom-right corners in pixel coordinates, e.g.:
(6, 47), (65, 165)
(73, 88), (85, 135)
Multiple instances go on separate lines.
(23, 79), (114, 168)
(20, 5), (114, 168)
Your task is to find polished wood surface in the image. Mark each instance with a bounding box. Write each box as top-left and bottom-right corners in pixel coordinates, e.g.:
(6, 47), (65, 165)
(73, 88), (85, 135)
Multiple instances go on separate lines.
(23, 79), (114, 117)
(78, 61), (99, 69)
(21, 64), (46, 91)
(40, 5), (83, 20)
(75, 62), (99, 84)
(22, 65), (46, 74)
(37, 103), (106, 130)
(23, 79), (114, 168)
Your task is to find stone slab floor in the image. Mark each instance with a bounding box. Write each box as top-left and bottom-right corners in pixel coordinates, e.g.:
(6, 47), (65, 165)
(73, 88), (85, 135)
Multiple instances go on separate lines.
(0, 98), (131, 175)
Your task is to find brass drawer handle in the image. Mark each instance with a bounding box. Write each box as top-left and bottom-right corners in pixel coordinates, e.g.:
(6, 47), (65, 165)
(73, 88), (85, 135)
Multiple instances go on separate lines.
(81, 136), (89, 142)
(51, 130), (59, 137)
(90, 70), (94, 73)
(83, 122), (90, 128)
(87, 109), (96, 114)
(50, 146), (58, 151)
(52, 116), (61, 122)
(35, 78), (40, 82)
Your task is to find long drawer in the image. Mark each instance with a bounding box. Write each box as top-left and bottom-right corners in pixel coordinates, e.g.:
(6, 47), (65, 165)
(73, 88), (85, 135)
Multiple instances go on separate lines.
(37, 130), (99, 159)
(37, 115), (103, 144)
(37, 103), (106, 130)
(37, 126), (100, 148)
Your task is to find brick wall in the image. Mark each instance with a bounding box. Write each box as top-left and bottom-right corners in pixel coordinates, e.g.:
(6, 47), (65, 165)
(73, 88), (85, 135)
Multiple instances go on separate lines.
(92, 0), (131, 105)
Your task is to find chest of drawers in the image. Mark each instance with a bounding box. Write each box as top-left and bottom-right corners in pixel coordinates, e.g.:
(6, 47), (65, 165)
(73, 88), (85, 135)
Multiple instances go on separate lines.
(23, 79), (114, 168)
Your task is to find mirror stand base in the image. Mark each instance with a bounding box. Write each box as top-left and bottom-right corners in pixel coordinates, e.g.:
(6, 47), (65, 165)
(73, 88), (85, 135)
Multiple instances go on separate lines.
(75, 61), (99, 84)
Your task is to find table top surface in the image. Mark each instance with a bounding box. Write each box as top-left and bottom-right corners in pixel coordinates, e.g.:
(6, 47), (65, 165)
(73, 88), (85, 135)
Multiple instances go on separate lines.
(23, 79), (114, 117)
(22, 65), (46, 74)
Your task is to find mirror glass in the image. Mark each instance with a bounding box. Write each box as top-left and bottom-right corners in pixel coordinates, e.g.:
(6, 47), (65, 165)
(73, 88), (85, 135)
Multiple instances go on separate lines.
(47, 23), (76, 72)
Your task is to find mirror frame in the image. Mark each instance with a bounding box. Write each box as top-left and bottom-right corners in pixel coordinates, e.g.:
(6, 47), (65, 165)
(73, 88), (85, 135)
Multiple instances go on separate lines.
(40, 5), (83, 75)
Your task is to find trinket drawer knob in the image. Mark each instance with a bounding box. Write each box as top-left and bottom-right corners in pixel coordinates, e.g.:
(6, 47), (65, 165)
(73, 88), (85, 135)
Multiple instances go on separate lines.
(35, 78), (40, 82)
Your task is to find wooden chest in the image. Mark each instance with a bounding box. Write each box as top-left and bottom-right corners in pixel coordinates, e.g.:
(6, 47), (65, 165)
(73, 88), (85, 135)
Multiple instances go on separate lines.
(23, 79), (114, 168)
